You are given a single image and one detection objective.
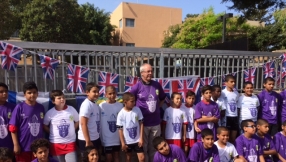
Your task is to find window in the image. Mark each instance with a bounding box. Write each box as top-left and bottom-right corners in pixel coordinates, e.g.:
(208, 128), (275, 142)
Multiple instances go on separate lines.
(126, 43), (135, 47)
(125, 18), (135, 27)
(119, 19), (122, 28)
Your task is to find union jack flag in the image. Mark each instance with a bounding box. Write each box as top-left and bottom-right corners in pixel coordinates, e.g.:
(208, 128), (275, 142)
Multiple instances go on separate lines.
(124, 76), (139, 92)
(244, 67), (257, 84)
(0, 41), (23, 71)
(38, 55), (59, 80)
(67, 64), (89, 93)
(200, 77), (215, 86)
(280, 53), (286, 79)
(176, 78), (200, 102)
(263, 61), (275, 78)
(98, 72), (119, 96)
(222, 72), (237, 89)
(155, 79), (171, 105)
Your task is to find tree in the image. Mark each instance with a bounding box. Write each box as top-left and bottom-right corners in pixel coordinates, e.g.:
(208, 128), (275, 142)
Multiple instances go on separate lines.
(162, 24), (180, 48)
(0, 0), (17, 40)
(80, 3), (115, 45)
(167, 7), (250, 49)
(20, 0), (88, 43)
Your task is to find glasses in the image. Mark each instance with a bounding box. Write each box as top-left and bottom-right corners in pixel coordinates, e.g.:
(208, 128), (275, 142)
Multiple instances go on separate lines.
(246, 125), (256, 129)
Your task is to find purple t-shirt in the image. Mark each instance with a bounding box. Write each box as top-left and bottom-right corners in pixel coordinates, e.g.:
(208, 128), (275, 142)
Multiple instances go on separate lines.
(130, 80), (166, 126)
(194, 101), (220, 140)
(32, 157), (58, 162)
(257, 90), (281, 124)
(188, 142), (220, 162)
(0, 102), (16, 150)
(254, 134), (275, 162)
(9, 102), (45, 152)
(235, 134), (263, 162)
(280, 90), (286, 123)
(153, 144), (187, 162)
(274, 132), (286, 162)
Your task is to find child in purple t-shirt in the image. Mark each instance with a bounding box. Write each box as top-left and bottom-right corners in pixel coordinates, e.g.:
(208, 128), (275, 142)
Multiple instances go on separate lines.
(255, 119), (276, 162)
(0, 147), (14, 162)
(257, 77), (281, 136)
(235, 119), (265, 162)
(195, 85), (220, 141)
(153, 136), (187, 162)
(9, 81), (45, 162)
(30, 138), (58, 162)
(273, 120), (286, 162)
(0, 82), (16, 150)
(188, 128), (220, 162)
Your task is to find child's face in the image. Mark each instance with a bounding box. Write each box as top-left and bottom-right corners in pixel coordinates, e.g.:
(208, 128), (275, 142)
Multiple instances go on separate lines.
(86, 87), (99, 101)
(0, 86), (8, 103)
(212, 88), (221, 99)
(156, 141), (170, 156)
(264, 81), (274, 92)
(172, 94), (182, 107)
(202, 135), (214, 149)
(243, 122), (256, 135)
(244, 84), (253, 96)
(124, 97), (135, 109)
(202, 90), (212, 100)
(24, 89), (38, 102)
(257, 124), (269, 135)
(217, 130), (229, 144)
(105, 89), (116, 102)
(185, 96), (195, 106)
(52, 95), (66, 106)
(33, 147), (49, 162)
(225, 79), (236, 89)
(282, 125), (286, 134)
(88, 149), (99, 162)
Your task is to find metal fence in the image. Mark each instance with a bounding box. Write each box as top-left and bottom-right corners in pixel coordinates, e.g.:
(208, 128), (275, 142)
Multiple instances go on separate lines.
(0, 41), (283, 93)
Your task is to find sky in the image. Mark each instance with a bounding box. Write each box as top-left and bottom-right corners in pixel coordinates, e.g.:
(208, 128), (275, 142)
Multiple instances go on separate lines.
(77, 0), (239, 20)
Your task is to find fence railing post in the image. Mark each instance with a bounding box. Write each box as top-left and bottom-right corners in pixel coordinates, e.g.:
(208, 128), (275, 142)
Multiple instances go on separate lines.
(159, 50), (164, 78)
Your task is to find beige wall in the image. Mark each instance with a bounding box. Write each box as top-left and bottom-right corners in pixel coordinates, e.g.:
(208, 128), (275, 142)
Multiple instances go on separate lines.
(110, 2), (182, 48)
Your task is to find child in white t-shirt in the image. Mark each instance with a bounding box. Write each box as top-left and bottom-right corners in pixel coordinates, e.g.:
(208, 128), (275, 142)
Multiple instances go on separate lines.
(99, 86), (123, 162)
(78, 83), (101, 152)
(162, 92), (187, 148)
(43, 90), (79, 162)
(214, 126), (242, 162)
(238, 81), (260, 133)
(181, 90), (196, 155)
(116, 92), (144, 162)
(211, 85), (226, 126)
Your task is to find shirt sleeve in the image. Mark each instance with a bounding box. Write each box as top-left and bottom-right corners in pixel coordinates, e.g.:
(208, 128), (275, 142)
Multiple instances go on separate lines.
(237, 96), (242, 108)
(137, 107), (144, 120)
(9, 104), (21, 127)
(163, 108), (168, 122)
(71, 106), (79, 122)
(188, 143), (199, 162)
(43, 109), (52, 125)
(235, 137), (244, 156)
(116, 111), (123, 126)
(129, 83), (139, 101)
(194, 103), (203, 120)
(214, 103), (220, 118)
(213, 146), (220, 162)
(269, 136), (276, 151)
(231, 144), (239, 158)
(182, 111), (188, 124)
(79, 101), (91, 118)
(273, 134), (281, 153)
(157, 82), (166, 101)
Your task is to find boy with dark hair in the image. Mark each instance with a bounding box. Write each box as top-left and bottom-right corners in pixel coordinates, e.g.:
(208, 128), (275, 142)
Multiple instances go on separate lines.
(255, 119), (276, 162)
(258, 77), (281, 136)
(116, 92), (144, 162)
(0, 147), (14, 162)
(43, 90), (79, 162)
(221, 75), (239, 144)
(235, 119), (265, 162)
(152, 136), (187, 162)
(78, 82), (101, 152)
(273, 120), (286, 162)
(195, 85), (220, 141)
(188, 128), (220, 162)
(211, 85), (226, 126)
(30, 138), (58, 162)
(0, 83), (16, 150)
(9, 81), (45, 162)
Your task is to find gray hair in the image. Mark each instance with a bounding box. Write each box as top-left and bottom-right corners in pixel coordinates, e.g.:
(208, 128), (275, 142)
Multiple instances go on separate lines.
(140, 63), (151, 72)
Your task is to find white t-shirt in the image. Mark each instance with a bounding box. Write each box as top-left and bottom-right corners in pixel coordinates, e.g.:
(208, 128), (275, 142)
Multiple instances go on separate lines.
(78, 98), (100, 141)
(238, 95), (260, 121)
(212, 97), (226, 126)
(214, 141), (239, 162)
(222, 89), (240, 117)
(44, 105), (79, 144)
(116, 107), (143, 145)
(99, 101), (123, 147)
(163, 107), (187, 140)
(181, 105), (195, 139)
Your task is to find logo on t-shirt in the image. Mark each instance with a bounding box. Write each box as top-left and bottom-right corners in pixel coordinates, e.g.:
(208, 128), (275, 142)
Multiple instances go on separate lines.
(40, 112), (44, 119)
(126, 120), (137, 139)
(57, 119), (70, 138)
(28, 115), (40, 137)
(228, 101), (236, 112)
(107, 114), (117, 133)
(0, 116), (8, 139)
(69, 115), (74, 121)
(156, 89), (159, 95)
(7, 112), (11, 119)
(172, 116), (182, 133)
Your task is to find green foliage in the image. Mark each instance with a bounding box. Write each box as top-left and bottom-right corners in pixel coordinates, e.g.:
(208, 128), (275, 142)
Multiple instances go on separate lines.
(0, 0), (17, 40)
(162, 24), (181, 48)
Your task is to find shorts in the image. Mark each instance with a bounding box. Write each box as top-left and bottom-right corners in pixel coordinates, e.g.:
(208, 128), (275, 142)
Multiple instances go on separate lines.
(126, 143), (144, 153)
(184, 139), (195, 147)
(78, 138), (101, 151)
(268, 124), (279, 136)
(166, 139), (181, 147)
(16, 151), (36, 162)
(226, 116), (239, 131)
(104, 145), (120, 154)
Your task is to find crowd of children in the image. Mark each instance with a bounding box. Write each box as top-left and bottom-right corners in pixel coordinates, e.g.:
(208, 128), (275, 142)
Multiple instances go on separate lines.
(2, 74), (286, 162)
